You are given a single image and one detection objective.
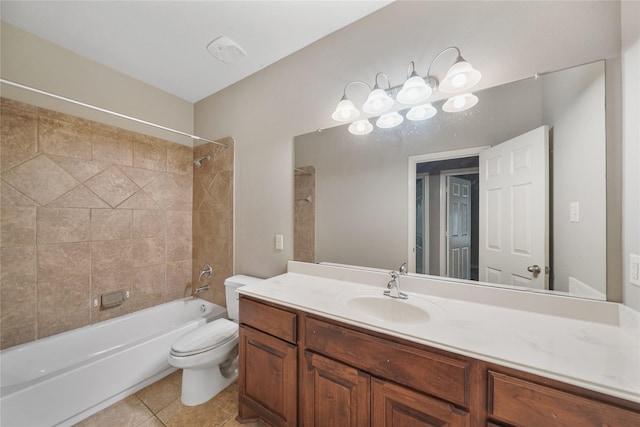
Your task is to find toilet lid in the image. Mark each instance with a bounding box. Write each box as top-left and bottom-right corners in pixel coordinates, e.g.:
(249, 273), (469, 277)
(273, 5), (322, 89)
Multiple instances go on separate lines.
(171, 318), (238, 356)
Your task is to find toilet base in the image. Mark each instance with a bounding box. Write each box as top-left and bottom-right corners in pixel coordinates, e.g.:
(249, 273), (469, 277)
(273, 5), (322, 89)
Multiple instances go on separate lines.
(180, 364), (237, 406)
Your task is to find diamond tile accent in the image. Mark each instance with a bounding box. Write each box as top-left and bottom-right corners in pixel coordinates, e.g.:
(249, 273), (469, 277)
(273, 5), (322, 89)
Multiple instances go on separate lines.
(118, 190), (160, 209)
(85, 166), (139, 208)
(120, 166), (162, 188)
(1, 180), (38, 207)
(47, 186), (110, 209)
(48, 155), (110, 183)
(1, 155), (79, 206)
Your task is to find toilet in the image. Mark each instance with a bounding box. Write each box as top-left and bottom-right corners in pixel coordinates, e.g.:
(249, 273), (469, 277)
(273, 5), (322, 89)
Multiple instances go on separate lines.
(168, 275), (262, 406)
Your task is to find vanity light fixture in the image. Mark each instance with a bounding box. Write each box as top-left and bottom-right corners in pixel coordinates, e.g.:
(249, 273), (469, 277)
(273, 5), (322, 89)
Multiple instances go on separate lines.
(396, 62), (433, 105)
(437, 53), (482, 93)
(331, 96), (360, 121)
(406, 103), (437, 121)
(348, 119), (374, 135)
(331, 81), (369, 122)
(362, 73), (394, 115)
(442, 93), (479, 112)
(376, 111), (404, 129)
(331, 46), (481, 135)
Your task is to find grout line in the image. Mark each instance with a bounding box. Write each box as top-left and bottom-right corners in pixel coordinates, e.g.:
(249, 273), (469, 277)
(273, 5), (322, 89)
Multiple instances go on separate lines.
(133, 394), (167, 427)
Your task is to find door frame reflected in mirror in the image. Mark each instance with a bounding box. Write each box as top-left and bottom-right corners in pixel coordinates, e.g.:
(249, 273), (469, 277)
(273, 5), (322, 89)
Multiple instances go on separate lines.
(408, 146), (488, 275)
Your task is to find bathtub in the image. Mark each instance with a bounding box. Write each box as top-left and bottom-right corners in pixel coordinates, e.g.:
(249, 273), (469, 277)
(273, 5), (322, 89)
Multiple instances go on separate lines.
(0, 297), (226, 427)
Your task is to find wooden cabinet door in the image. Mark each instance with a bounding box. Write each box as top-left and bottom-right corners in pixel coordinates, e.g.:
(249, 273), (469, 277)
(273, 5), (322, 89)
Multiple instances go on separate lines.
(238, 326), (297, 427)
(303, 351), (370, 427)
(371, 378), (470, 427)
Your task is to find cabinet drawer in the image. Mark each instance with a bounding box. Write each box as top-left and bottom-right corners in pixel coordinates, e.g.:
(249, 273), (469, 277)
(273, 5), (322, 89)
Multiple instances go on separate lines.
(305, 316), (470, 408)
(240, 297), (297, 344)
(488, 371), (640, 426)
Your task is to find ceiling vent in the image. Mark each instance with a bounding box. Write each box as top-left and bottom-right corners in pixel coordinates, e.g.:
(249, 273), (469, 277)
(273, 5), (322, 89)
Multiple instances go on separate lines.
(207, 36), (247, 65)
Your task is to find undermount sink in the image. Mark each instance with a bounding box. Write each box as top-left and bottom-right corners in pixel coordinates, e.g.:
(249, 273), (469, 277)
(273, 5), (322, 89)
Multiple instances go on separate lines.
(345, 294), (431, 324)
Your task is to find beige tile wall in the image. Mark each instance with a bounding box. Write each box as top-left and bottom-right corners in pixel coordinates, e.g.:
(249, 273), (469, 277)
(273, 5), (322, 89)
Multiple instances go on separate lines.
(294, 166), (315, 263)
(0, 98), (197, 349)
(192, 137), (234, 307)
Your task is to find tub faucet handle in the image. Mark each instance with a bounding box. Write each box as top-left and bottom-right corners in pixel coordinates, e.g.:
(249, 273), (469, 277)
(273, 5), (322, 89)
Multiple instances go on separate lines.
(199, 265), (212, 281)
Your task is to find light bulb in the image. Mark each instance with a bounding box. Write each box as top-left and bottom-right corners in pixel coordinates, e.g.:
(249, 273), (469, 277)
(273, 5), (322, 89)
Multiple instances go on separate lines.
(451, 73), (467, 88)
(440, 57), (482, 93)
(331, 98), (359, 122)
(376, 111), (404, 129)
(396, 74), (432, 105)
(453, 96), (466, 109)
(348, 119), (373, 135)
(363, 87), (394, 114)
(442, 93), (478, 112)
(406, 103), (437, 121)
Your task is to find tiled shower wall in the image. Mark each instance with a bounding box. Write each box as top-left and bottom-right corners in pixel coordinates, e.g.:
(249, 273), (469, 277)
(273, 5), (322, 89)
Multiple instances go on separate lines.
(294, 166), (315, 263)
(0, 98), (199, 349)
(192, 138), (234, 307)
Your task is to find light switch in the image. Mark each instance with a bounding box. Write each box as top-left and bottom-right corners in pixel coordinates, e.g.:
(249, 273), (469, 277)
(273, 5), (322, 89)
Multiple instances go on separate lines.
(630, 254), (640, 287)
(569, 201), (580, 223)
(275, 234), (284, 251)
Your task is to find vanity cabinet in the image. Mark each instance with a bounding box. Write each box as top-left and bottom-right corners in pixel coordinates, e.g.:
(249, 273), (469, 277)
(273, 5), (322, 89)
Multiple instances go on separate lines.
(303, 351), (371, 426)
(303, 315), (472, 427)
(371, 378), (470, 427)
(238, 296), (640, 427)
(487, 370), (640, 427)
(238, 297), (297, 426)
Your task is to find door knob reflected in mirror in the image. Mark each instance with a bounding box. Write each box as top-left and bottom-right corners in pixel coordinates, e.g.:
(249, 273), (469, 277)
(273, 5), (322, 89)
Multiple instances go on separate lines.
(527, 265), (541, 276)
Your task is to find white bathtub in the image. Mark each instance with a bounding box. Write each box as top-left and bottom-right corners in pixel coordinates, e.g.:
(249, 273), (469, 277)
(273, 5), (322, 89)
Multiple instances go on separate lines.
(0, 297), (226, 427)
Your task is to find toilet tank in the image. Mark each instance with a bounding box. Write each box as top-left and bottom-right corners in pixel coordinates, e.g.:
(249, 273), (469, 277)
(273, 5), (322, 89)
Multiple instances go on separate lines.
(224, 275), (263, 321)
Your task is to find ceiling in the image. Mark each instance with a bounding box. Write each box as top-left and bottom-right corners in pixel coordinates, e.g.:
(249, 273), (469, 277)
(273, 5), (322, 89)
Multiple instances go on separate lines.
(1, 1), (392, 103)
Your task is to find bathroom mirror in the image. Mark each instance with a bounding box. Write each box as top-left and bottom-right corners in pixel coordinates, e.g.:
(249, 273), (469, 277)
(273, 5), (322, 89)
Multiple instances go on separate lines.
(295, 60), (608, 300)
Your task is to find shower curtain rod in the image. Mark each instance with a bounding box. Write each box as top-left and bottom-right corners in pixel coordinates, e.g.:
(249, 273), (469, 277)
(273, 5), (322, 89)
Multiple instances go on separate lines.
(0, 79), (228, 148)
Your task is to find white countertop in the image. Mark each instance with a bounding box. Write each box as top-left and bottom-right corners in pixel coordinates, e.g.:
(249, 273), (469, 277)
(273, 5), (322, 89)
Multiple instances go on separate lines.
(238, 264), (640, 404)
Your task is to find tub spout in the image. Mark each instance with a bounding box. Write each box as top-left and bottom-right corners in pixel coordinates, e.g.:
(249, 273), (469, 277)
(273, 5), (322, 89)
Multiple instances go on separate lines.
(194, 284), (209, 294)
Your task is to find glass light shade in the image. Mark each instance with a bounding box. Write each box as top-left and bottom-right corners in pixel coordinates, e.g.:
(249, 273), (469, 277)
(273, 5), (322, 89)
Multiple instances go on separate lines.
(406, 103), (437, 121)
(348, 119), (374, 135)
(396, 75), (432, 105)
(442, 93), (478, 112)
(362, 87), (394, 114)
(331, 97), (360, 121)
(376, 111), (404, 129)
(439, 58), (482, 93)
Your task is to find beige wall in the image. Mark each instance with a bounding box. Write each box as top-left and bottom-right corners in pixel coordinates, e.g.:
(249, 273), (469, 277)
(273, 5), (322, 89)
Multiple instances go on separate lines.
(0, 22), (194, 147)
(0, 98), (193, 349)
(621, 1), (640, 311)
(542, 62), (607, 296)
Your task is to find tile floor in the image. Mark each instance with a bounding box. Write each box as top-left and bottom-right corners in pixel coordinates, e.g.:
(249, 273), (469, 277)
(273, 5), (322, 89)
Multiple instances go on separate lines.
(74, 371), (263, 427)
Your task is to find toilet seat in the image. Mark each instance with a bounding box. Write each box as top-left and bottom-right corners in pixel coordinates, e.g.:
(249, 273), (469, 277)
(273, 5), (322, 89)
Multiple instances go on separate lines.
(171, 318), (238, 357)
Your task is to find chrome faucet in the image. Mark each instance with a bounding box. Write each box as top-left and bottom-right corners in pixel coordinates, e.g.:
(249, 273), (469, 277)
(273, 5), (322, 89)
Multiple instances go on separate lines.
(194, 265), (212, 295)
(199, 265), (212, 281)
(194, 284), (209, 294)
(384, 263), (408, 299)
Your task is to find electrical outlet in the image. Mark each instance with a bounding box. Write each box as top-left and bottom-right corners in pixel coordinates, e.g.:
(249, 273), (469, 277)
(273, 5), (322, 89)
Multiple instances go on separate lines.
(630, 254), (640, 287)
(275, 234), (284, 251)
(569, 201), (580, 223)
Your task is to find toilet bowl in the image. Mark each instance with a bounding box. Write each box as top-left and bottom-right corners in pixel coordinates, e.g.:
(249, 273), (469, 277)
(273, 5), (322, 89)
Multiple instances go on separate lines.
(168, 275), (263, 406)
